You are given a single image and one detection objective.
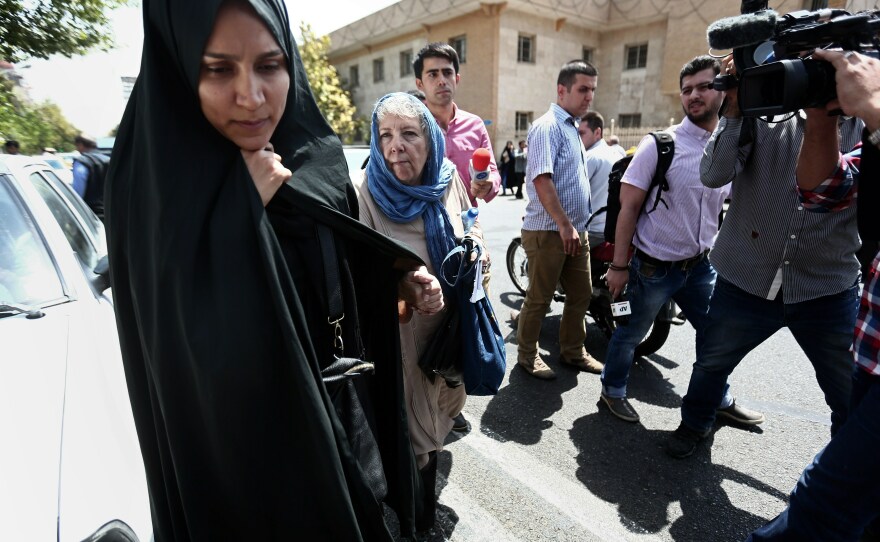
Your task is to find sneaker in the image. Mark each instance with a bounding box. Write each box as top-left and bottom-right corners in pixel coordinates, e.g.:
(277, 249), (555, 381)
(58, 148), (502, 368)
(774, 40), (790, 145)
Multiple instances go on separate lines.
(600, 394), (640, 422)
(560, 352), (604, 374)
(518, 356), (556, 380)
(716, 398), (765, 425)
(666, 422), (710, 459)
(451, 413), (471, 433)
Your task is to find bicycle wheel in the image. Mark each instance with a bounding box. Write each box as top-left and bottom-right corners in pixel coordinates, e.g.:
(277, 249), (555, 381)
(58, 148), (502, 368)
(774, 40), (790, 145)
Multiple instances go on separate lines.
(506, 237), (528, 295)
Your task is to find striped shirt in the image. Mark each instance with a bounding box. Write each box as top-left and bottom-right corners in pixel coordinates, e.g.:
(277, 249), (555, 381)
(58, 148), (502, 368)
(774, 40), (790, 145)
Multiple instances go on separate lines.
(797, 146), (878, 374)
(701, 113), (863, 303)
(855, 254), (880, 374)
(523, 103), (592, 231)
(585, 139), (621, 236)
(623, 117), (729, 261)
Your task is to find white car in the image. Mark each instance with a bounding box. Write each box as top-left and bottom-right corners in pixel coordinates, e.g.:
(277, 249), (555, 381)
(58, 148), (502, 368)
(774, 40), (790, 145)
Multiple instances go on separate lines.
(0, 155), (152, 541)
(343, 145), (370, 183)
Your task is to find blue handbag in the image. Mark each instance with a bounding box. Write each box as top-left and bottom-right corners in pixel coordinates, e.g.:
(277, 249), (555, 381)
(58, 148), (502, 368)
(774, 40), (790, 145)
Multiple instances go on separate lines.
(439, 236), (506, 395)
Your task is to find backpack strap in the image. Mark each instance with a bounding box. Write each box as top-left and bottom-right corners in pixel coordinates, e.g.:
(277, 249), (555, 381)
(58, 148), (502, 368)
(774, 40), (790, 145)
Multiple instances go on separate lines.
(645, 131), (674, 214)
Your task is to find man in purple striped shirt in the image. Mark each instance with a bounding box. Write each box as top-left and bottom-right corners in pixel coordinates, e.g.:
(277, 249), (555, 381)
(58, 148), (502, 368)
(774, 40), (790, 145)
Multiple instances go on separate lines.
(599, 56), (762, 426)
(747, 49), (880, 542)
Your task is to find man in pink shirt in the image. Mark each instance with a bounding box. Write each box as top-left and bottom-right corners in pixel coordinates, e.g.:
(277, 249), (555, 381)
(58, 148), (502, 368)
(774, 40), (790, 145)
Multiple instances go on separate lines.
(414, 42), (501, 207)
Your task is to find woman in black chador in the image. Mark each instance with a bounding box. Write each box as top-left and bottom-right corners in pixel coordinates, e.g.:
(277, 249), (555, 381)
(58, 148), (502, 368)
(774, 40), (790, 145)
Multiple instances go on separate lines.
(105, 0), (440, 539)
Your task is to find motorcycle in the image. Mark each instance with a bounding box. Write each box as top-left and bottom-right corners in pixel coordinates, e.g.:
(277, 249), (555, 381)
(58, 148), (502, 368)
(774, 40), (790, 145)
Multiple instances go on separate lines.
(505, 235), (684, 357)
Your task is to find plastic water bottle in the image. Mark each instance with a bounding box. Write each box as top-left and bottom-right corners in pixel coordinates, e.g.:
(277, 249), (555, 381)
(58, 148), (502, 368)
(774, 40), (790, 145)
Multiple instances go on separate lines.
(461, 207), (479, 234)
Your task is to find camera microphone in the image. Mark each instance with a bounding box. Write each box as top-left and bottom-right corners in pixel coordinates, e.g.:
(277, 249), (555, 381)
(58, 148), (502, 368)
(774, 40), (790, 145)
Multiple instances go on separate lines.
(707, 9), (778, 51)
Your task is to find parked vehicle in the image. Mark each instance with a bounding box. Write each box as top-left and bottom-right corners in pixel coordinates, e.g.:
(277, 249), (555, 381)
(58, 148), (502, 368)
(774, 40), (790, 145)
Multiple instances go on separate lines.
(0, 155), (152, 541)
(506, 235), (682, 357)
(343, 145), (370, 182)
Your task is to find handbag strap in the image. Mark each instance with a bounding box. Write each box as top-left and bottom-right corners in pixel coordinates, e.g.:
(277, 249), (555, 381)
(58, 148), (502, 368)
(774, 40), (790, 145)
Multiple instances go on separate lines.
(439, 236), (482, 288)
(316, 224), (345, 357)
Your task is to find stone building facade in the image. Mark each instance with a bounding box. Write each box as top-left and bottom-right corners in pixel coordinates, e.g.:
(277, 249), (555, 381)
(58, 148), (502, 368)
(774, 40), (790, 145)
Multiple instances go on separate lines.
(328, 0), (857, 149)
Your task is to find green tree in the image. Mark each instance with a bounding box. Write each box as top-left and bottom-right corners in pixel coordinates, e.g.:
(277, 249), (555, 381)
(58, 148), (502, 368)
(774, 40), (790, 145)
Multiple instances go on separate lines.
(298, 23), (363, 143)
(0, 0), (129, 62)
(0, 78), (79, 153)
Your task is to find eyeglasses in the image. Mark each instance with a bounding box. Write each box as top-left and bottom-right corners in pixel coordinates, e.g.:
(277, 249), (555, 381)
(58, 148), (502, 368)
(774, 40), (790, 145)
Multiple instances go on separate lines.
(680, 82), (714, 96)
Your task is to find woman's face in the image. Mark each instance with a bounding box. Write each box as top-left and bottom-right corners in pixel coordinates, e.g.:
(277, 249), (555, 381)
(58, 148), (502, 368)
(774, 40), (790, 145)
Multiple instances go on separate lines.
(198, 2), (290, 151)
(378, 114), (428, 186)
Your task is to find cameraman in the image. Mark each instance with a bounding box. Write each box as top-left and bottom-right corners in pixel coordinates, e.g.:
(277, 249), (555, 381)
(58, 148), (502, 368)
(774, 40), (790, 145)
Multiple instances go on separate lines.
(748, 48), (880, 542)
(668, 54), (864, 458)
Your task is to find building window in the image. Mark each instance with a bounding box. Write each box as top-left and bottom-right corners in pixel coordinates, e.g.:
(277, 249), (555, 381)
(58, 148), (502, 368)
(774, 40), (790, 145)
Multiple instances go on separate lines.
(515, 111), (533, 132)
(373, 58), (384, 83)
(449, 35), (467, 64)
(582, 47), (594, 64)
(618, 114), (641, 128)
(517, 34), (535, 63)
(624, 43), (648, 70)
(399, 50), (413, 78)
(349, 65), (359, 87)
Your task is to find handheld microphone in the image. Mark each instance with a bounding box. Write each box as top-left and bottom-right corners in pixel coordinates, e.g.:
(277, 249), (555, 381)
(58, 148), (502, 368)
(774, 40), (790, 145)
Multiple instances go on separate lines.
(707, 10), (778, 51)
(470, 148), (492, 182)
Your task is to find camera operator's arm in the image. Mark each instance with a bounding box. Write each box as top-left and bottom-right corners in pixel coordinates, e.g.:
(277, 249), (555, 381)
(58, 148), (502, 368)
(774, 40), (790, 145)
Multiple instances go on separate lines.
(796, 109), (841, 190)
(701, 56), (752, 189)
(813, 49), (880, 132)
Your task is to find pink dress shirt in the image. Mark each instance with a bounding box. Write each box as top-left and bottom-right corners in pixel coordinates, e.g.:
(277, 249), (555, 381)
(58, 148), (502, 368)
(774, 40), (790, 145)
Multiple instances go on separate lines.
(442, 104), (501, 206)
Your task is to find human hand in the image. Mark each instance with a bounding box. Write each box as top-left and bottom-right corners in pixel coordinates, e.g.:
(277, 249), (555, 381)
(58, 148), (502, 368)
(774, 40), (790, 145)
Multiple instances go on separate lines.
(558, 223), (581, 256)
(720, 54), (741, 118)
(241, 143), (292, 206)
(399, 266), (444, 315)
(470, 179), (493, 200)
(605, 267), (629, 299)
(812, 49), (880, 129)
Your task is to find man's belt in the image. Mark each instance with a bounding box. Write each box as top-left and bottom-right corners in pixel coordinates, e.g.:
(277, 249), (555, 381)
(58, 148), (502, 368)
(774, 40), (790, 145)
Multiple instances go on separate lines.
(634, 248), (709, 271)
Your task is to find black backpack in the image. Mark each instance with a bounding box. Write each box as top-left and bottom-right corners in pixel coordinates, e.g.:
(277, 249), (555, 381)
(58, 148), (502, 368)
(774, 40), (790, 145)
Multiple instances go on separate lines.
(74, 151), (111, 220)
(600, 131), (674, 243)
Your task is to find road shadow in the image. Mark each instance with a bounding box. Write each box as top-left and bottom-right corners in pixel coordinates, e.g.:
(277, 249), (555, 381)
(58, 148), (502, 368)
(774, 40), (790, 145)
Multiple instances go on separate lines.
(569, 411), (785, 541)
(392, 451), (459, 541)
(481, 313), (580, 445)
(498, 291), (524, 311)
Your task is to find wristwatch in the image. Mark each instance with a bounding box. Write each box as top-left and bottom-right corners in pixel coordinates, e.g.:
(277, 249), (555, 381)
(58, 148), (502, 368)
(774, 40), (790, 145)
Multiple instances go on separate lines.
(868, 126), (880, 148)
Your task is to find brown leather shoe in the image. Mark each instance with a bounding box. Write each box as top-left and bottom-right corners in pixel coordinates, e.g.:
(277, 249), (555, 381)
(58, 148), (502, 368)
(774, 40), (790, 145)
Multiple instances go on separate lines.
(518, 356), (556, 380)
(560, 352), (603, 374)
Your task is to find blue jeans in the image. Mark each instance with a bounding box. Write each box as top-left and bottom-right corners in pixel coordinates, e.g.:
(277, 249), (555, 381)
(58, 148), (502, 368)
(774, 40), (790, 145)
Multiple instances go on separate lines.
(601, 254), (730, 403)
(746, 369), (880, 541)
(681, 277), (858, 435)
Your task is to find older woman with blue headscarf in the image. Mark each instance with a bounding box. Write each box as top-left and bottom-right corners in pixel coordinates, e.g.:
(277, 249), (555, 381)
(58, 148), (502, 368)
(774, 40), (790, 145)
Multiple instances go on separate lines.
(355, 92), (482, 530)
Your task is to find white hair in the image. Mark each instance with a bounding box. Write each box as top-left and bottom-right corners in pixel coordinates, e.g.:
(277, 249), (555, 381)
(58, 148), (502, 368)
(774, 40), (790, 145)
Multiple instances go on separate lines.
(373, 94), (430, 143)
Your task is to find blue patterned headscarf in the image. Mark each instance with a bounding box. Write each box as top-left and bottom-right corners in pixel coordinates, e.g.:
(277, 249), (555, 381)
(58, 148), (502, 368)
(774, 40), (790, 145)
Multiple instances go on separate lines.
(367, 92), (458, 279)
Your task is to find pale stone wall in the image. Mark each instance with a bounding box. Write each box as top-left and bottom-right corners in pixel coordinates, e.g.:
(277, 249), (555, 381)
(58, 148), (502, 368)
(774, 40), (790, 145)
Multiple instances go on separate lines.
(334, 33), (429, 129)
(329, 0), (873, 147)
(493, 9), (599, 151)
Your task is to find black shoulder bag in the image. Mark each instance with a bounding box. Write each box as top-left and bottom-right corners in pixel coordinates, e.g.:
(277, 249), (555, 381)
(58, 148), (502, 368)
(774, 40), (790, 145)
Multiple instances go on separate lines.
(315, 224), (388, 501)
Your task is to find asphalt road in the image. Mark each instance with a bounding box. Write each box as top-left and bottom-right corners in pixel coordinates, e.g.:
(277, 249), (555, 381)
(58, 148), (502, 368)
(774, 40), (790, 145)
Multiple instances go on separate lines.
(397, 192), (841, 542)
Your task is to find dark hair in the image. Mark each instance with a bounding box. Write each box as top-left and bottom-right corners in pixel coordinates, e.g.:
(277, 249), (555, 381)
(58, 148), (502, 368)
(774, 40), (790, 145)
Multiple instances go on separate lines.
(557, 60), (597, 89)
(4, 139), (19, 148)
(679, 55), (721, 89)
(583, 111), (604, 133)
(413, 42), (459, 79)
(406, 89), (426, 102)
(75, 134), (98, 148)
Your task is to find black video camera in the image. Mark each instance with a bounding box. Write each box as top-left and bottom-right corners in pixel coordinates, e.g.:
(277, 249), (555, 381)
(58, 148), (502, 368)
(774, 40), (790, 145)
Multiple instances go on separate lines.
(707, 1), (880, 117)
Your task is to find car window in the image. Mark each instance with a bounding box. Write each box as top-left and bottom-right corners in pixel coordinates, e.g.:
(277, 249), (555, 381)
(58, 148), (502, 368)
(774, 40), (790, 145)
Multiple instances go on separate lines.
(39, 169), (105, 252)
(0, 177), (65, 305)
(28, 172), (100, 270)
